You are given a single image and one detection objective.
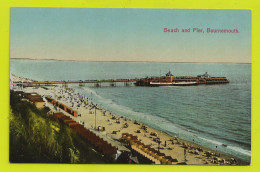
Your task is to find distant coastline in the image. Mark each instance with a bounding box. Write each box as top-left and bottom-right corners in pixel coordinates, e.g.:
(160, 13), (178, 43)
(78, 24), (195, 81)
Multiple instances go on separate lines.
(10, 58), (252, 65)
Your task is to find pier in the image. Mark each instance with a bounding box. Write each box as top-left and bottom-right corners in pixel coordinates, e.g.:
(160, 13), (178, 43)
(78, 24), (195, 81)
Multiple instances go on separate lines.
(10, 72), (229, 87)
(10, 79), (138, 86)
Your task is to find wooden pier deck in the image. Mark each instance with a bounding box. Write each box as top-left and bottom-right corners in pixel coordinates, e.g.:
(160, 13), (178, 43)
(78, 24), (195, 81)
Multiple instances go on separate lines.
(10, 79), (138, 86)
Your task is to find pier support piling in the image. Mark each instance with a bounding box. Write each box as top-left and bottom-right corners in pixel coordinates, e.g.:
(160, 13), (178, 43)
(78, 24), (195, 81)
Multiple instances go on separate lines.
(110, 82), (116, 87)
(79, 82), (85, 87)
(63, 83), (68, 89)
(124, 82), (131, 87)
(94, 83), (101, 87)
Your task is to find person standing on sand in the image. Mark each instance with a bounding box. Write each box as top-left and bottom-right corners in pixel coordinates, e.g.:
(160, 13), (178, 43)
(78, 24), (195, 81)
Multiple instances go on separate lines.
(184, 148), (187, 162)
(158, 138), (161, 151)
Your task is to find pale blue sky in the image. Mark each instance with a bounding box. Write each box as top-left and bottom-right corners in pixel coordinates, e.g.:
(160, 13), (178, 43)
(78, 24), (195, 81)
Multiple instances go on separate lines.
(10, 8), (251, 63)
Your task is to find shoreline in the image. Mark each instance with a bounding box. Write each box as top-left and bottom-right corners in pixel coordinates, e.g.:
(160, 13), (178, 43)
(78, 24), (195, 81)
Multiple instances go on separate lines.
(10, 74), (250, 165)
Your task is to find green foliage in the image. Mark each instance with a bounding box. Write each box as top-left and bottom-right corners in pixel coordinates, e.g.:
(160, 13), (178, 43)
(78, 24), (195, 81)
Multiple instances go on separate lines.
(9, 90), (106, 163)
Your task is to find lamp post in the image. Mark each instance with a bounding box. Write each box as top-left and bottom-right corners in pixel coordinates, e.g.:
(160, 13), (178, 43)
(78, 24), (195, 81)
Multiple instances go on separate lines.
(95, 107), (96, 130)
(184, 148), (187, 162)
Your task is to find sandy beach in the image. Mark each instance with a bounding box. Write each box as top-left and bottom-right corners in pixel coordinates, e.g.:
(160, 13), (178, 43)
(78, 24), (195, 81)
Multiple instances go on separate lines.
(10, 74), (249, 165)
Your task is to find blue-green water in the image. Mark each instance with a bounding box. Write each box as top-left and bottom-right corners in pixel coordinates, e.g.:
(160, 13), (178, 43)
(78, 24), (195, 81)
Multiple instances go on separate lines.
(10, 59), (251, 161)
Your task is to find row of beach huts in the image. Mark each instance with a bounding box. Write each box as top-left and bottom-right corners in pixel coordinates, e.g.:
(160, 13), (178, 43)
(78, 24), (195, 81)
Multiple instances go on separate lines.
(45, 96), (79, 117)
(45, 96), (118, 158)
(52, 112), (118, 158)
(14, 91), (45, 109)
(121, 133), (179, 165)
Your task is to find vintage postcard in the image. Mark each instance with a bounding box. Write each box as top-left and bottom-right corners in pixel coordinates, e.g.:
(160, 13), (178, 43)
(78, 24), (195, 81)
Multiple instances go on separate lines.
(10, 8), (251, 165)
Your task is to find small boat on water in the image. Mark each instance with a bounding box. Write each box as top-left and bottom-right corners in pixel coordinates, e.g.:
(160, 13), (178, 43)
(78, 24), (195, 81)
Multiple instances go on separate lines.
(222, 144), (228, 147)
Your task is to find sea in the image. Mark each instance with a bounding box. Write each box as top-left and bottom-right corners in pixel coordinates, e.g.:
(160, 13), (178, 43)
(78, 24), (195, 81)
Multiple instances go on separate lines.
(10, 59), (251, 162)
